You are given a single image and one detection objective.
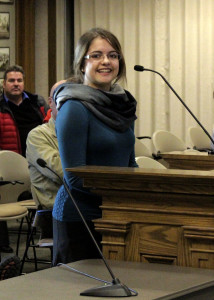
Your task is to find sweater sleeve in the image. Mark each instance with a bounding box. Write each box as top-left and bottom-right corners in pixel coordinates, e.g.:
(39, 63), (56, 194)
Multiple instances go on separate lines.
(129, 123), (138, 167)
(55, 100), (88, 190)
(26, 124), (63, 184)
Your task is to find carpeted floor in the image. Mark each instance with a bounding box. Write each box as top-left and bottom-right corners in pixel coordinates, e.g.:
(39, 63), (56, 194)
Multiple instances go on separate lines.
(2, 217), (52, 276)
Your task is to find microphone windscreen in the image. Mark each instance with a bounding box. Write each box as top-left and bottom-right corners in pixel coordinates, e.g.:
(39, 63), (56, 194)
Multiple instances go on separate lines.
(134, 65), (144, 72)
(37, 158), (47, 168)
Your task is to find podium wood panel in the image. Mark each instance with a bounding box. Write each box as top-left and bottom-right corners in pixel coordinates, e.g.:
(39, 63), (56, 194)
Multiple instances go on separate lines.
(161, 153), (214, 170)
(67, 166), (214, 269)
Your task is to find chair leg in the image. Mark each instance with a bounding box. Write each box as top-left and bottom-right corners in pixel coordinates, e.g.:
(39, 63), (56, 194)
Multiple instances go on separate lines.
(30, 234), (38, 271)
(20, 227), (36, 274)
(16, 217), (24, 256)
(25, 211), (36, 259)
(16, 210), (36, 258)
(50, 247), (53, 265)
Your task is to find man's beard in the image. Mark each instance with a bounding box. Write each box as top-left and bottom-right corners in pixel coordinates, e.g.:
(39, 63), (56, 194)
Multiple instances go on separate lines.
(5, 90), (23, 103)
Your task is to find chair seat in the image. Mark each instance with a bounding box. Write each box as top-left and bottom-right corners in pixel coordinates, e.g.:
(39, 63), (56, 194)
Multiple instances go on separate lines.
(0, 204), (28, 220)
(17, 199), (37, 209)
(37, 239), (53, 247)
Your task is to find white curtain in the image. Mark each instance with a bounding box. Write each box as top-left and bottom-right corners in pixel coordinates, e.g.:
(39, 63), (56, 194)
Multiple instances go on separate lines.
(74, 0), (214, 147)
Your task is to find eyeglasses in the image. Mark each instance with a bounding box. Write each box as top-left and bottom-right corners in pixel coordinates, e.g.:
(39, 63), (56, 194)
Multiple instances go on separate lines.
(84, 52), (121, 61)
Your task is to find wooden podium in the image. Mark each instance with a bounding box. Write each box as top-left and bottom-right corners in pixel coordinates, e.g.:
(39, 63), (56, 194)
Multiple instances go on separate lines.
(160, 152), (214, 170)
(67, 166), (214, 269)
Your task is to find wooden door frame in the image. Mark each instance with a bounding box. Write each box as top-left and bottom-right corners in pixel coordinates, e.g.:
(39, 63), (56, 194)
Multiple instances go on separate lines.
(15, 0), (74, 93)
(15, 0), (57, 93)
(48, 0), (56, 92)
(15, 0), (36, 92)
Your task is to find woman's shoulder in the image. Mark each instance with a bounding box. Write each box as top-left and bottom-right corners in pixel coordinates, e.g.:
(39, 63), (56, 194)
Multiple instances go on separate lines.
(60, 99), (88, 112)
(57, 100), (90, 125)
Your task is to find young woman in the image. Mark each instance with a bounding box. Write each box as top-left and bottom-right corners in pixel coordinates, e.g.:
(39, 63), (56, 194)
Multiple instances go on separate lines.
(52, 27), (138, 265)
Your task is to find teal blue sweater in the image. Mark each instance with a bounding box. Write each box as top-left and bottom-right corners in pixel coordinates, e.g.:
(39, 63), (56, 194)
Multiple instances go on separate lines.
(53, 90), (137, 222)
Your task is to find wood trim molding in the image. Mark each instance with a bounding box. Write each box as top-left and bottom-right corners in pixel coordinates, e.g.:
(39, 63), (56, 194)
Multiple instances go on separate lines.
(48, 0), (56, 92)
(15, 0), (35, 92)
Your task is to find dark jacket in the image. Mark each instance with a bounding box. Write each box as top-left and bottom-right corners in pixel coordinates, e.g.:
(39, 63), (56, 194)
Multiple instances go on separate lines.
(0, 91), (48, 155)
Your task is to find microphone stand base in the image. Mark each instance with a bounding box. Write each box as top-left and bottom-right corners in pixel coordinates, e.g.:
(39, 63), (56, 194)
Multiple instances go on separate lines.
(80, 282), (132, 297)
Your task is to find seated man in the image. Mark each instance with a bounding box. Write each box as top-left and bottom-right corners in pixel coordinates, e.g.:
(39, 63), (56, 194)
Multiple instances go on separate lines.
(26, 80), (66, 208)
(0, 64), (49, 157)
(0, 64), (48, 253)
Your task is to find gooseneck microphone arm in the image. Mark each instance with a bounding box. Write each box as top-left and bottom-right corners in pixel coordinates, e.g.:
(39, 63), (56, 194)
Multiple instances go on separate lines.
(37, 159), (111, 275)
(36, 158), (137, 297)
(134, 65), (214, 147)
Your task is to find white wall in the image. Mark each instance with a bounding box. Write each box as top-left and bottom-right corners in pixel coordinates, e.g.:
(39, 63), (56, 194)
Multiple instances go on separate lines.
(74, 0), (214, 148)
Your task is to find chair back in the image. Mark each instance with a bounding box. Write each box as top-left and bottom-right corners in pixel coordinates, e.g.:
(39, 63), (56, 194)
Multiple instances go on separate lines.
(135, 138), (153, 158)
(136, 156), (167, 169)
(31, 184), (42, 209)
(0, 151), (31, 204)
(152, 130), (186, 153)
(188, 127), (212, 149)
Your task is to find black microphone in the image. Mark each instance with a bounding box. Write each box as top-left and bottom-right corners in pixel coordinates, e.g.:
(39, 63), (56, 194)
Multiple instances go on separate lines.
(134, 65), (214, 149)
(36, 158), (136, 297)
(134, 65), (144, 72)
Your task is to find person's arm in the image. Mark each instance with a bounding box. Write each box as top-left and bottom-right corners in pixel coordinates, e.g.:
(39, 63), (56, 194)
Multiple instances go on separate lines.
(26, 126), (63, 184)
(129, 150), (138, 167)
(55, 100), (89, 190)
(129, 123), (138, 167)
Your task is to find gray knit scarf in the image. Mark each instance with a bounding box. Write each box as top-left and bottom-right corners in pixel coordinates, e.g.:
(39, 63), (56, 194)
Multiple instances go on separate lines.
(53, 83), (137, 132)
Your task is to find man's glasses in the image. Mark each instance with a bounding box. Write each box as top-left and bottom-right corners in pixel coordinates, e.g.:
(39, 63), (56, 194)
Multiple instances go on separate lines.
(84, 52), (121, 62)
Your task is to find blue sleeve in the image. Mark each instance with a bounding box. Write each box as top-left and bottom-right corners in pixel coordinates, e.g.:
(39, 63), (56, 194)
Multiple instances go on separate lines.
(129, 150), (138, 167)
(129, 123), (138, 167)
(55, 101), (88, 190)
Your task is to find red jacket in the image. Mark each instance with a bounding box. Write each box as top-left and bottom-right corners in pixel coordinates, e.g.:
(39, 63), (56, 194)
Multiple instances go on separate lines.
(0, 91), (48, 155)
